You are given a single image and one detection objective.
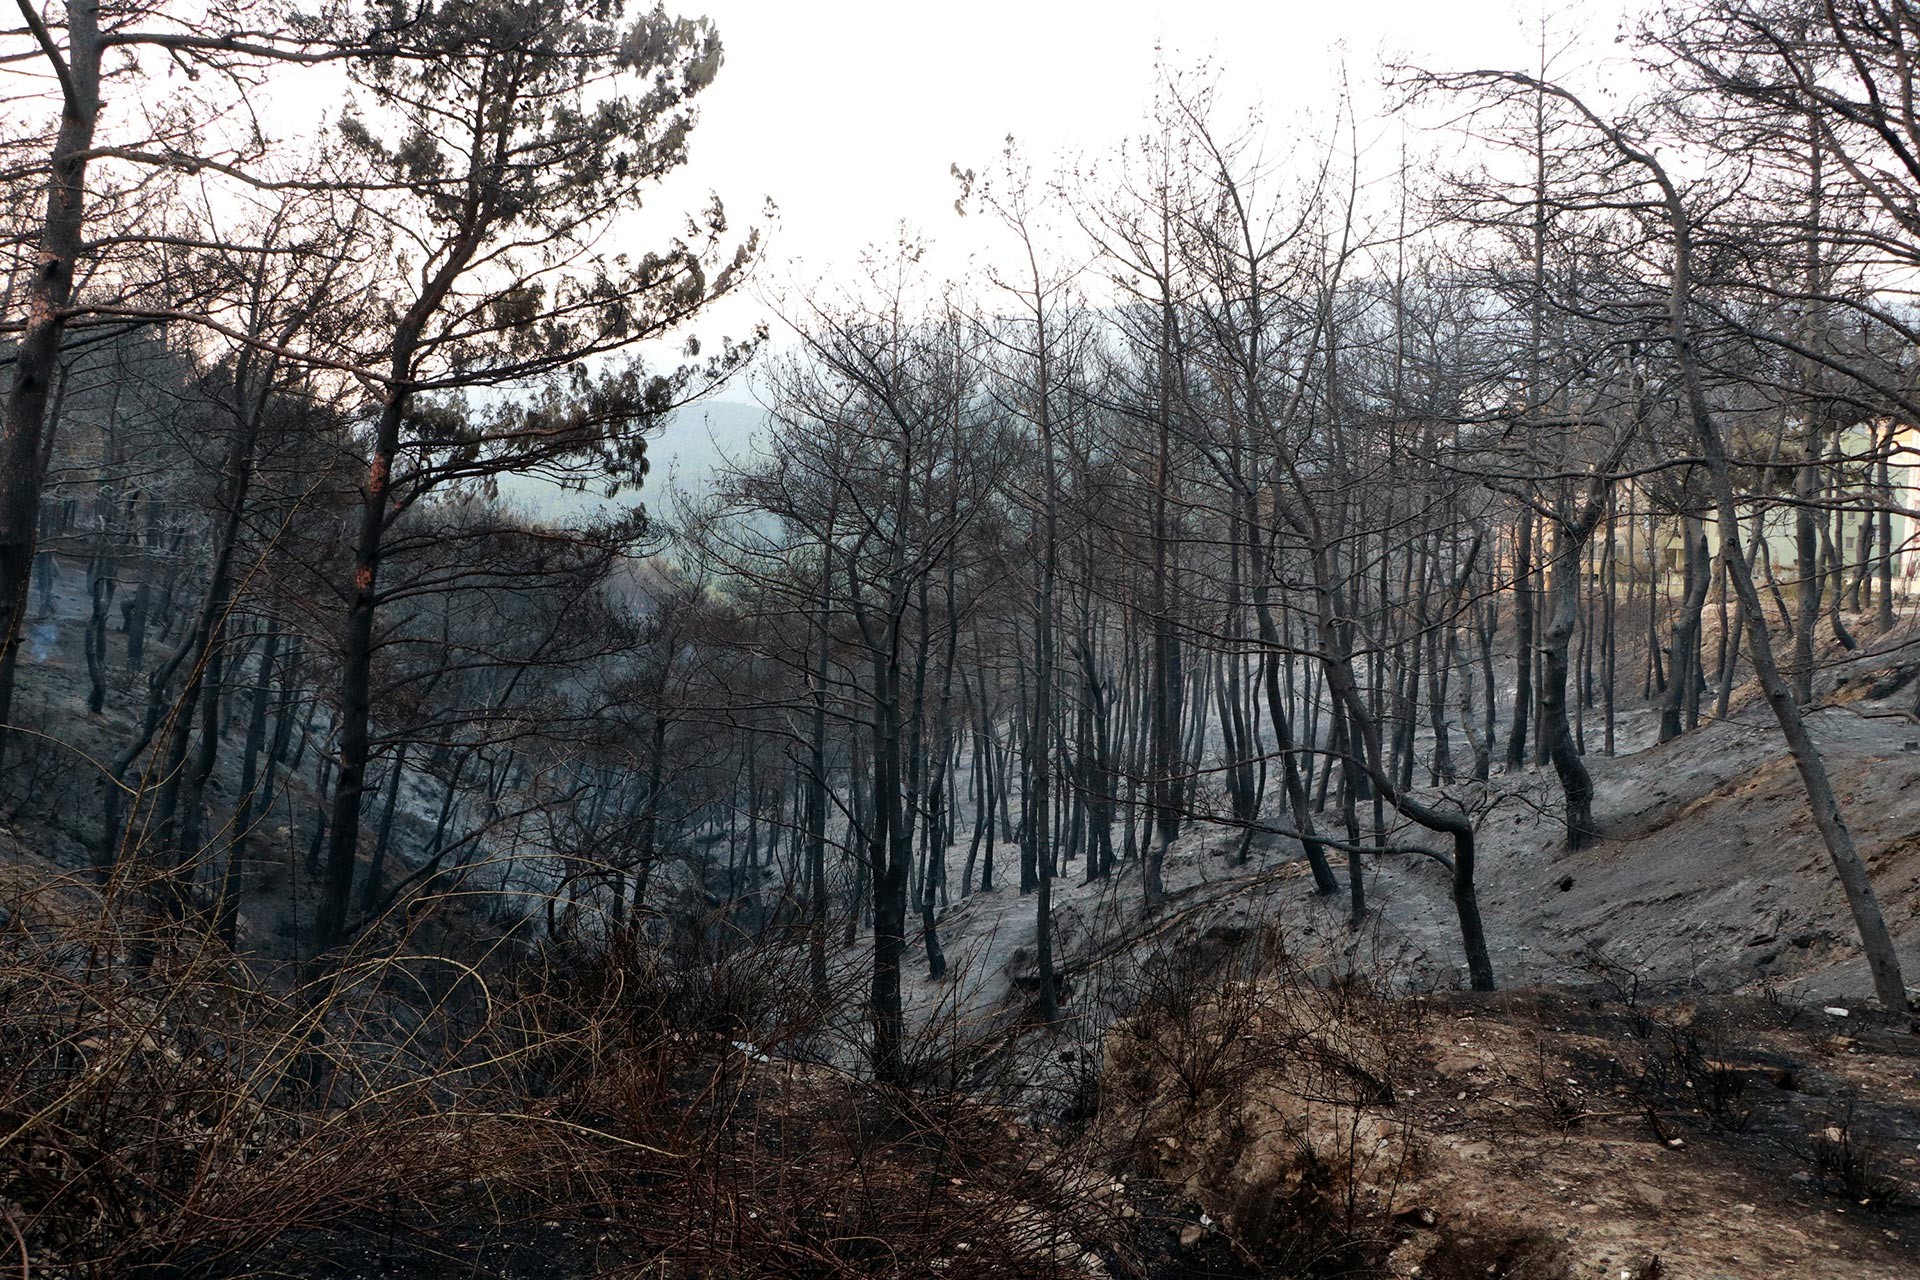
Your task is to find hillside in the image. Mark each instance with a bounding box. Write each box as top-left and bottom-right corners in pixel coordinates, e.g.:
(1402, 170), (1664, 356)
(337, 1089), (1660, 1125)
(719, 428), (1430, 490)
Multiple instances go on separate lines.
(8, 594), (1920, 1277)
(15, 1), (1920, 1275)
(497, 398), (771, 522)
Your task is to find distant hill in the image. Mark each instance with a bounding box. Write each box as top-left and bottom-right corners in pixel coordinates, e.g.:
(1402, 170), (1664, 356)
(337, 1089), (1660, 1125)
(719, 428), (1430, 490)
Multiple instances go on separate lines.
(644, 398), (770, 496)
(497, 397), (771, 523)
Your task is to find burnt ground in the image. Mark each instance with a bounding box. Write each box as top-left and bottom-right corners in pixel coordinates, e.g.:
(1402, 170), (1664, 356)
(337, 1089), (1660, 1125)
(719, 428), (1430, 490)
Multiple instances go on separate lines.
(126, 979), (1920, 1279)
(9, 572), (1920, 1276)
(218, 1219), (605, 1280)
(1093, 966), (1920, 1280)
(1383, 987), (1920, 1278)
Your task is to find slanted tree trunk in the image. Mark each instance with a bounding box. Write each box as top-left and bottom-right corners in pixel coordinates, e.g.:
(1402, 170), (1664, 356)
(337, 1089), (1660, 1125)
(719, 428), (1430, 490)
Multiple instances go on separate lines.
(0, 0), (103, 764)
(1586, 106), (1914, 1014)
(123, 498), (159, 672)
(1877, 430), (1896, 632)
(1251, 515), (1340, 893)
(312, 394), (405, 956)
(805, 531), (834, 998)
(867, 643), (911, 1081)
(173, 612), (231, 889)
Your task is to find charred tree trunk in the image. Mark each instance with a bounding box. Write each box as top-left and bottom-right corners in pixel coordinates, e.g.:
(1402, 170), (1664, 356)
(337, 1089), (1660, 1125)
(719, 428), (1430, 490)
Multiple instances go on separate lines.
(0, 0), (103, 763)
(1504, 510), (1535, 771)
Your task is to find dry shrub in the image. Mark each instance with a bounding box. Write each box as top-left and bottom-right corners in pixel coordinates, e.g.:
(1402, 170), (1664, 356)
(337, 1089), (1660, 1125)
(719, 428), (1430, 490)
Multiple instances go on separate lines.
(536, 916), (1104, 1277)
(0, 869), (1100, 1278)
(1090, 924), (1429, 1276)
(1206, 1124), (1378, 1275)
(1809, 1105), (1906, 1211)
(1412, 1219), (1573, 1280)
(0, 866), (611, 1277)
(1632, 1015), (1754, 1133)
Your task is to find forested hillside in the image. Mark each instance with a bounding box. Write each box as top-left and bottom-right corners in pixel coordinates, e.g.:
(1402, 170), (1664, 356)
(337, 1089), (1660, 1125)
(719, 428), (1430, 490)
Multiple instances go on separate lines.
(4, 1), (1920, 1276)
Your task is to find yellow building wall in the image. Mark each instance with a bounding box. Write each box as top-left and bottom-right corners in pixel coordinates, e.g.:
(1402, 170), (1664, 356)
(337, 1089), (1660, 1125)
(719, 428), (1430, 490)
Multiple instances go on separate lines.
(1608, 422), (1919, 595)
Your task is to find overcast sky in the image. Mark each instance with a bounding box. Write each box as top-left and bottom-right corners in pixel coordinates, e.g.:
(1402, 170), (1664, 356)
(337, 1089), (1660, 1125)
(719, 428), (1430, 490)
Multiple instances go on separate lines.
(685, 2), (1637, 267)
(545, 0), (1648, 484)
(658, 0), (1638, 397)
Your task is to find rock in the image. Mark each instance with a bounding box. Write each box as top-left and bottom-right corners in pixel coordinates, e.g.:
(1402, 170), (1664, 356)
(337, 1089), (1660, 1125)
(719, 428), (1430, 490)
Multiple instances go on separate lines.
(1179, 1224), (1204, 1248)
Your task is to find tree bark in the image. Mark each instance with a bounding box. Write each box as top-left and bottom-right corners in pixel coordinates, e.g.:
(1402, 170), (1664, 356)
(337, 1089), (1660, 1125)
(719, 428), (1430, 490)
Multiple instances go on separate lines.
(0, 0), (103, 762)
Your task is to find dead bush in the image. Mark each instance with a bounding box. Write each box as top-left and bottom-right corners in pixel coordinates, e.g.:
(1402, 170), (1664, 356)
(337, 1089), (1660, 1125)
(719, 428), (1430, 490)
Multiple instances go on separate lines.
(1809, 1105), (1905, 1211)
(1414, 1219), (1574, 1280)
(0, 864), (1105, 1279)
(1634, 1017), (1754, 1133)
(1209, 1127), (1384, 1276)
(1086, 923), (1432, 1276)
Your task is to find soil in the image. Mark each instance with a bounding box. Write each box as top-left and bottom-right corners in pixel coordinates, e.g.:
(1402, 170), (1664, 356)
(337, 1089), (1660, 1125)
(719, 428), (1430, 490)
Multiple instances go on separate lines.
(921, 659), (1920, 1020)
(1099, 974), (1920, 1280)
(1392, 988), (1920, 1279)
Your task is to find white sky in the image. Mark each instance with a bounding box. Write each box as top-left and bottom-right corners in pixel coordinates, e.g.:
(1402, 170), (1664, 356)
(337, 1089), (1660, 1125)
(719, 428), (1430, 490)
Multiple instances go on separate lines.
(659, 0), (1641, 394)
(687, 3), (1636, 259)
(24, 0), (1639, 415)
